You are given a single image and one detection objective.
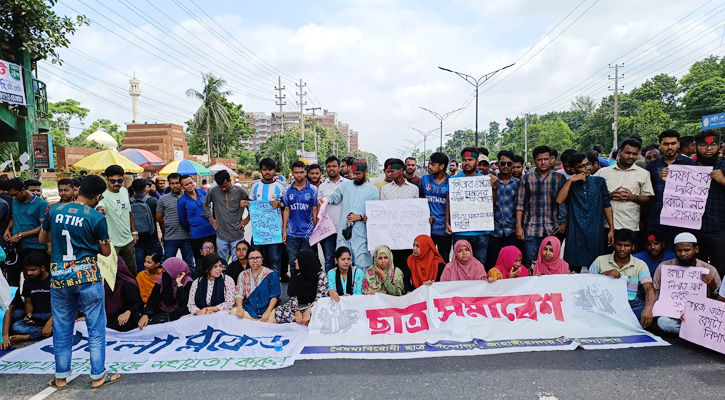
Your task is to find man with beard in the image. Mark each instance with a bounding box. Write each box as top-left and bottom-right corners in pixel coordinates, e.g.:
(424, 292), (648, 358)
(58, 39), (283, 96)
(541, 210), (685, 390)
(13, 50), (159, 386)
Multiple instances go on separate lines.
(321, 158), (379, 269)
(307, 164), (323, 188)
(511, 155), (524, 179)
(653, 233), (721, 334)
(448, 160), (459, 177)
(644, 147), (660, 164)
(633, 232), (675, 275)
(317, 156), (346, 272)
(341, 157), (355, 179)
(404, 157), (421, 186)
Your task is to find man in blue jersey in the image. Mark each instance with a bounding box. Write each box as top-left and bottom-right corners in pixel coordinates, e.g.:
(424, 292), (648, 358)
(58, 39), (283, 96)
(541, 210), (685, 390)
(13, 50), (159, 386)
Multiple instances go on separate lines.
(39, 175), (119, 389)
(283, 161), (318, 291)
(419, 152), (451, 262)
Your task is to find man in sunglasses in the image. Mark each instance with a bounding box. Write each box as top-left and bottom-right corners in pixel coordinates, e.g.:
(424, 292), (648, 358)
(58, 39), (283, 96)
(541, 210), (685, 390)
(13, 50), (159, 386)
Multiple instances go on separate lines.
(692, 131), (725, 277)
(98, 165), (139, 275)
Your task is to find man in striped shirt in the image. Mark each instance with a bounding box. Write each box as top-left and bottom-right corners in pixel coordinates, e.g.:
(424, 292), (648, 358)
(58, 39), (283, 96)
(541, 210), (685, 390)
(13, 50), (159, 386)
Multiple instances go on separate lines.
(589, 229), (655, 329)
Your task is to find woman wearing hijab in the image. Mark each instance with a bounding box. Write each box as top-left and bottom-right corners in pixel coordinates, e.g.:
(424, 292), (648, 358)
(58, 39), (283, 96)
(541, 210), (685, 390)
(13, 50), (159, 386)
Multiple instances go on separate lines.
(440, 240), (488, 282)
(362, 245), (405, 295)
(488, 246), (529, 282)
(138, 257), (193, 329)
(232, 246), (280, 323)
(275, 249), (328, 324)
(407, 235), (446, 288)
(187, 254), (236, 316)
(532, 236), (570, 276)
(136, 253), (163, 304)
(105, 257), (144, 332)
(327, 246), (364, 301)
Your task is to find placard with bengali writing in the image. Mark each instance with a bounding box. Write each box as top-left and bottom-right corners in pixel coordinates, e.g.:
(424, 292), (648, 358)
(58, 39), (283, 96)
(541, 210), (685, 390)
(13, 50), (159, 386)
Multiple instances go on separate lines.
(248, 201), (283, 245)
(365, 199), (430, 251)
(660, 165), (713, 230)
(680, 297), (725, 355)
(652, 265), (709, 319)
(449, 176), (494, 232)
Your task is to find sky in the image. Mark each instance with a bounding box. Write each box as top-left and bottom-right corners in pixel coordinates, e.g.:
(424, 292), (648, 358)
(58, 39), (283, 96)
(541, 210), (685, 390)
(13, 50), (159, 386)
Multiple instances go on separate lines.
(40, 0), (725, 162)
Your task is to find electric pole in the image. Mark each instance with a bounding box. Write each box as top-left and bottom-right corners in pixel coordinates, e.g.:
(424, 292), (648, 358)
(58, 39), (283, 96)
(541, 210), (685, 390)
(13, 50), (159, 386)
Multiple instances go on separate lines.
(524, 113), (528, 163)
(275, 76), (286, 137)
(306, 106), (321, 155)
(296, 79), (307, 152)
(609, 63), (624, 152)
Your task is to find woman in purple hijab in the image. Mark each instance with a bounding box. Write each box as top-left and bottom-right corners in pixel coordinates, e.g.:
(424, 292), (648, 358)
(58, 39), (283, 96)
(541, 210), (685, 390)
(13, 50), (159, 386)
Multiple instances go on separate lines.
(138, 257), (194, 329)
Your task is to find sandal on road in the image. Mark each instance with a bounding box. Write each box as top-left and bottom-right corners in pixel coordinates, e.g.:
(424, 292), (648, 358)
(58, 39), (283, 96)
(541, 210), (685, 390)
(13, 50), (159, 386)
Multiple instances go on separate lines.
(48, 379), (68, 390)
(92, 373), (121, 389)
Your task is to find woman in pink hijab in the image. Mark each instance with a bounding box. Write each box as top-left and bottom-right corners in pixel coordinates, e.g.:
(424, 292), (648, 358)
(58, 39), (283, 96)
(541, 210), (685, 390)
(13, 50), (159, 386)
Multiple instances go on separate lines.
(532, 236), (570, 275)
(440, 240), (487, 281)
(488, 246), (529, 282)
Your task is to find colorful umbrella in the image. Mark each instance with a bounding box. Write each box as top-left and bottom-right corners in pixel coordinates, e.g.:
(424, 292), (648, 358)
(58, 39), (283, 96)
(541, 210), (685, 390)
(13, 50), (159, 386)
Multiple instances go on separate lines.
(120, 149), (166, 168)
(72, 150), (144, 174)
(208, 163), (238, 176)
(158, 159), (211, 176)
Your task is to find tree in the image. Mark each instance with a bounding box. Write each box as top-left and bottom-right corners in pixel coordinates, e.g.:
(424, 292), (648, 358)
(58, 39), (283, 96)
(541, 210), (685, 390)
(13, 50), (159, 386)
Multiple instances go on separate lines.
(630, 74), (680, 114)
(186, 73), (232, 159)
(186, 97), (253, 159)
(680, 77), (725, 121)
(48, 99), (89, 146)
(680, 55), (725, 90)
(570, 95), (596, 114)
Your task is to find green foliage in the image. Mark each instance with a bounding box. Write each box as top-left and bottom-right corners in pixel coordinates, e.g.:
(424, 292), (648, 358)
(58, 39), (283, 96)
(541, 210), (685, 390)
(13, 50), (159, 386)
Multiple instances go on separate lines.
(68, 119), (125, 149)
(680, 55), (725, 89)
(186, 97), (253, 159)
(186, 73), (232, 158)
(49, 98), (89, 146)
(681, 77), (725, 122)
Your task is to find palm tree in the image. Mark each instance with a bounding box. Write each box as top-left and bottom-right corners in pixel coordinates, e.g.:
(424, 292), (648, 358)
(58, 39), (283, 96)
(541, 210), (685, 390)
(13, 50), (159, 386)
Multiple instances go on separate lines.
(260, 134), (289, 171)
(186, 73), (232, 160)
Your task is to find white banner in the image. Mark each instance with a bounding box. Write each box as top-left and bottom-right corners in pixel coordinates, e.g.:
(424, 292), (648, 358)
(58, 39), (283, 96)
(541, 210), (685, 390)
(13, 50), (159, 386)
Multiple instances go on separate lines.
(0, 314), (307, 374)
(365, 199), (430, 251)
(449, 176), (494, 232)
(299, 274), (668, 359)
(0, 61), (26, 106)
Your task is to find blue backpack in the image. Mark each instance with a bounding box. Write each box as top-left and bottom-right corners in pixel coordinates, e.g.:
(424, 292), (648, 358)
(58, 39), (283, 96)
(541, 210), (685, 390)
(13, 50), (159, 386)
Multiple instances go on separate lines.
(130, 195), (155, 238)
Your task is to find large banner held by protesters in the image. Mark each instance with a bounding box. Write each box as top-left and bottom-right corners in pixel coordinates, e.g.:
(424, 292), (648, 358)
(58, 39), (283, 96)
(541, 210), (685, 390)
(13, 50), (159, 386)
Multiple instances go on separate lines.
(299, 274), (668, 359)
(449, 176), (494, 232)
(365, 199), (430, 251)
(249, 201), (283, 245)
(680, 297), (725, 355)
(652, 265), (709, 319)
(0, 314), (308, 374)
(660, 165), (713, 230)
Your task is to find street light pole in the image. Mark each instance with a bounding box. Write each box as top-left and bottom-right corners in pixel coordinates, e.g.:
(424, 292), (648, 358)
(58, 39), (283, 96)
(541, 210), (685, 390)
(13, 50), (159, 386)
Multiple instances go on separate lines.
(420, 106), (464, 152)
(410, 127), (437, 167)
(438, 63), (515, 147)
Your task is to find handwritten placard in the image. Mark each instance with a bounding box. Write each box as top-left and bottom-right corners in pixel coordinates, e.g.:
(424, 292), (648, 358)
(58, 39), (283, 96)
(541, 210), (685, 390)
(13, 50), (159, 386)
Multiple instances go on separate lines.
(652, 265), (709, 319)
(249, 201), (283, 245)
(309, 201), (336, 246)
(680, 297), (725, 354)
(449, 176), (494, 232)
(97, 246), (118, 290)
(660, 165), (713, 230)
(365, 199), (430, 251)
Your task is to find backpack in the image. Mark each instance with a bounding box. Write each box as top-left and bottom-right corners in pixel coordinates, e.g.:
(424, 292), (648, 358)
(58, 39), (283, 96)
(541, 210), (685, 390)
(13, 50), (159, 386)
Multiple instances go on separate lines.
(130, 195), (155, 238)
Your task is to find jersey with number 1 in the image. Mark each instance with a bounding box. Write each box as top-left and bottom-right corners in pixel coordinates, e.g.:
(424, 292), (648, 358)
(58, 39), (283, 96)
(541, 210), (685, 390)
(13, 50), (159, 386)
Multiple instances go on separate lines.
(42, 202), (110, 289)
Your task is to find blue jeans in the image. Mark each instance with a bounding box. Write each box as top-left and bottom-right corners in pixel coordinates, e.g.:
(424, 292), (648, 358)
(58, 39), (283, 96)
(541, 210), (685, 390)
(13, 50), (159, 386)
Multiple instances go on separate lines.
(163, 239), (196, 269)
(523, 236), (544, 269)
(321, 234), (337, 273)
(629, 298), (645, 321)
(216, 238), (243, 263)
(452, 233), (489, 265)
(135, 238), (164, 272)
(257, 243), (283, 275)
(12, 312), (52, 340)
(51, 282), (107, 380)
(657, 316), (681, 334)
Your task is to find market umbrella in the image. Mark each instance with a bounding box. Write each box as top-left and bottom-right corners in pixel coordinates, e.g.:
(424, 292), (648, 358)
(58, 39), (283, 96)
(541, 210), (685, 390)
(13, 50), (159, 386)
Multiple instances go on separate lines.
(120, 149), (166, 168)
(73, 149), (144, 174)
(208, 163), (238, 176)
(158, 159), (211, 176)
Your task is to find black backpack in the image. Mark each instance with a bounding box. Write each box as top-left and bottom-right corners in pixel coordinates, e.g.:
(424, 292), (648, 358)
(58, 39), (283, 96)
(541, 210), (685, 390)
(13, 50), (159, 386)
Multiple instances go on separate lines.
(130, 195), (155, 238)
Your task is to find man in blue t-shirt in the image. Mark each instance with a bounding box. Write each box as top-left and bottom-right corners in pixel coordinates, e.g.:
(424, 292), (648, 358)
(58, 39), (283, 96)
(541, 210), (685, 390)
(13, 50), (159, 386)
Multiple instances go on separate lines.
(419, 152), (451, 262)
(283, 161), (318, 292)
(39, 175), (118, 389)
(633, 232), (676, 275)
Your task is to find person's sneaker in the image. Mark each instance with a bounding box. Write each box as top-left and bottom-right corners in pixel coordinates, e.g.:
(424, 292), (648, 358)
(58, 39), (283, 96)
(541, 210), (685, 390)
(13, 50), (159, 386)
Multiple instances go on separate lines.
(280, 273), (290, 282)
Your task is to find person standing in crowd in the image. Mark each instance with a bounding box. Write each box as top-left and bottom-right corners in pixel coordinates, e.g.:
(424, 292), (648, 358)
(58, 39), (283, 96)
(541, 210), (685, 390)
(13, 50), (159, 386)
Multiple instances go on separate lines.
(340, 156), (356, 179)
(156, 173), (195, 269)
(404, 157), (421, 186)
(633, 232), (675, 275)
(645, 147), (661, 164)
(98, 165), (138, 274)
(282, 161), (318, 292)
(524, 161), (532, 174)
(71, 179), (81, 199)
(511, 156), (524, 179)
(130, 179), (163, 272)
(476, 154), (490, 175)
(532, 236), (570, 275)
(586, 151), (601, 175)
(448, 160), (459, 177)
(548, 148), (559, 171)
(489, 150), (520, 267)
(556, 149), (576, 179)
(147, 180), (161, 200)
(203, 170), (249, 263)
(447, 147), (498, 265)
(679, 135), (696, 158)
(691, 131), (725, 277)
(516, 146), (566, 269)
(307, 164), (323, 188)
(40, 175), (119, 389)
(419, 152), (451, 262)
(373, 158), (394, 194)
(155, 176), (168, 196)
(317, 156), (346, 272)
(557, 153), (614, 272)
(597, 138), (653, 248)
(24, 179), (42, 198)
(56, 179), (75, 204)
(646, 130), (696, 244)
(589, 229), (655, 328)
(178, 175), (216, 263)
(244, 158), (286, 278)
(593, 144), (611, 168)
(322, 158), (379, 270)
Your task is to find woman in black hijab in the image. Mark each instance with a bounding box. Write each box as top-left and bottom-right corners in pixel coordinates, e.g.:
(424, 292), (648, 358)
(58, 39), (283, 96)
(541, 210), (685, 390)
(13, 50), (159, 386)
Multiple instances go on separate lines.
(274, 249), (328, 324)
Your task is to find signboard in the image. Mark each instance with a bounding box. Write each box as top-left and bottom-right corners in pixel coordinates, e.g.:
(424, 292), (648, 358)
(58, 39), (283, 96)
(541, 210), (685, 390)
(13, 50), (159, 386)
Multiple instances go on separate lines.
(652, 265), (709, 319)
(660, 165), (712, 230)
(248, 201), (283, 245)
(449, 176), (494, 232)
(298, 150), (318, 165)
(32, 134), (54, 169)
(702, 112), (725, 130)
(680, 297), (725, 355)
(173, 150), (184, 161)
(365, 199), (430, 251)
(0, 60), (26, 106)
(309, 201), (336, 246)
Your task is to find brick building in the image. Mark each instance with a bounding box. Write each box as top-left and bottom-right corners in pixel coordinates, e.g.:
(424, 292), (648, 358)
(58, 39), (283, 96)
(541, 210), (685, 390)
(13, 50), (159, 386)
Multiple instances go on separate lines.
(121, 123), (189, 163)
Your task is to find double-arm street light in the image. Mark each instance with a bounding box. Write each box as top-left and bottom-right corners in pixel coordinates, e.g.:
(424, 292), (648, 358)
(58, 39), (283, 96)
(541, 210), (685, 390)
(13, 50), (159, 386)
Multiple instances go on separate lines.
(420, 106), (465, 152)
(438, 63), (515, 148)
(410, 127), (437, 167)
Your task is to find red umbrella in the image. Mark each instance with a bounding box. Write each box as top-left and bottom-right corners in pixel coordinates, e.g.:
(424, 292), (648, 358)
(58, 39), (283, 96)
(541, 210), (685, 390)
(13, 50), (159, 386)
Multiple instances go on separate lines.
(120, 149), (166, 168)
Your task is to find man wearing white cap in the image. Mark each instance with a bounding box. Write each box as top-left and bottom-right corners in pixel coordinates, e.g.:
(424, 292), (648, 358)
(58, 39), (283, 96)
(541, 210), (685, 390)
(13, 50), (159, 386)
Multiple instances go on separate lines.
(652, 232), (721, 333)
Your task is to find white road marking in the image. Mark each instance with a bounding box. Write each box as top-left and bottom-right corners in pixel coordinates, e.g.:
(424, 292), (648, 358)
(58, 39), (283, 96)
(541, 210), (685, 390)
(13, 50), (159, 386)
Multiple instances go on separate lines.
(28, 374), (79, 400)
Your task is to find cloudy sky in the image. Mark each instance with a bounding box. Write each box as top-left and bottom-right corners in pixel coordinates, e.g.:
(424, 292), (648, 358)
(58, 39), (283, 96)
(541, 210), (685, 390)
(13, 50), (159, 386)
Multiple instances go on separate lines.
(42, 0), (725, 161)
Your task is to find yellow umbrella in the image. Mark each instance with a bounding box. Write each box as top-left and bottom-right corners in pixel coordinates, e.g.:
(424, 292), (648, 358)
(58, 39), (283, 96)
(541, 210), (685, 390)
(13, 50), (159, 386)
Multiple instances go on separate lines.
(72, 150), (144, 174)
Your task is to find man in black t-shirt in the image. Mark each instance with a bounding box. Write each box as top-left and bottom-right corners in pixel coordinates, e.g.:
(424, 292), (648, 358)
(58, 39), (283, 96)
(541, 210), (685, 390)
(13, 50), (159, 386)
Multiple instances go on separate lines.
(9, 253), (52, 344)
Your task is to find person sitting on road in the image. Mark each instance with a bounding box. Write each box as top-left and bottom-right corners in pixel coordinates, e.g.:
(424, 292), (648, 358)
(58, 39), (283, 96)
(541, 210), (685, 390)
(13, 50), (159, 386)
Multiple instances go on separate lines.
(488, 246), (529, 282)
(532, 236), (570, 276)
(104, 257), (144, 332)
(138, 257), (193, 329)
(136, 253), (163, 304)
(187, 254), (236, 317)
(407, 235), (446, 288)
(232, 247), (280, 323)
(362, 245), (405, 295)
(275, 249), (328, 324)
(440, 240), (487, 282)
(9, 253), (53, 345)
(633, 232), (676, 276)
(327, 246), (364, 301)
(225, 240), (250, 283)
